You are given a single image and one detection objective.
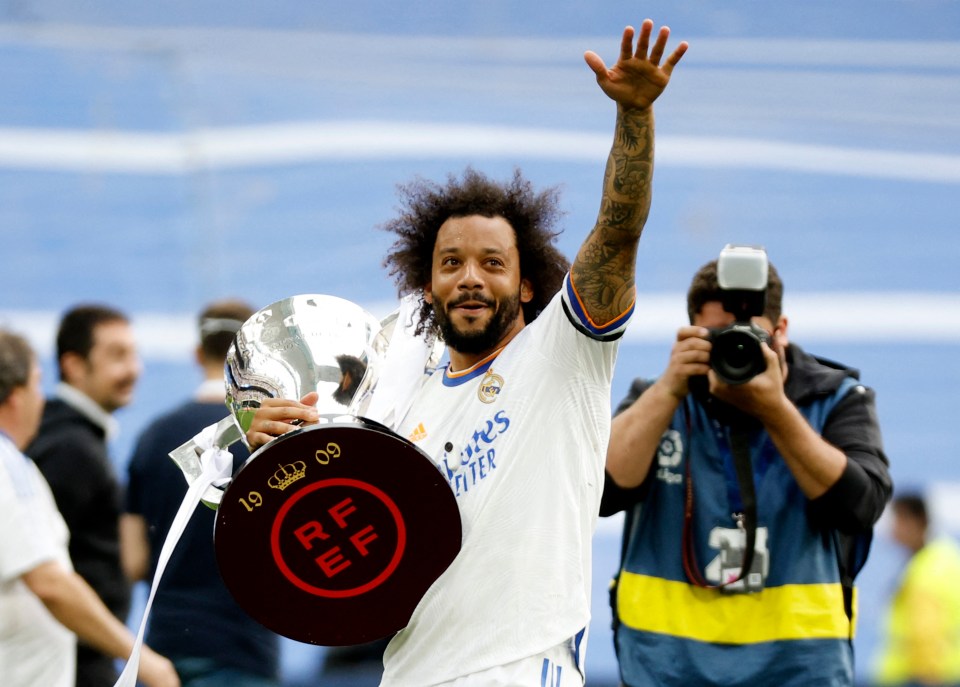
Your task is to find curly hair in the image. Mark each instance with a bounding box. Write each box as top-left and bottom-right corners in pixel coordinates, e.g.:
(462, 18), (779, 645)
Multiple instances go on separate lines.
(381, 167), (570, 336)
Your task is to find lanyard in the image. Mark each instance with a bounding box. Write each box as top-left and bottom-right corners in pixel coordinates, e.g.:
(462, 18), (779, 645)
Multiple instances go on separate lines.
(717, 425), (776, 516)
(681, 406), (760, 590)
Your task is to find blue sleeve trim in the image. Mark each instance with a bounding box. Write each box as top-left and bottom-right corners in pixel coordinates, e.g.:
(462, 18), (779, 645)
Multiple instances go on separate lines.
(563, 275), (634, 339)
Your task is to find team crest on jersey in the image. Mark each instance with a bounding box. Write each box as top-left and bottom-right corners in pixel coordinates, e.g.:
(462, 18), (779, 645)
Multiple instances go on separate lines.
(477, 369), (504, 403)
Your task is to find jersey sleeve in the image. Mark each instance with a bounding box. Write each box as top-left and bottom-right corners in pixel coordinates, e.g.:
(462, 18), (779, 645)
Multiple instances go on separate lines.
(560, 273), (634, 341)
(523, 273), (633, 388)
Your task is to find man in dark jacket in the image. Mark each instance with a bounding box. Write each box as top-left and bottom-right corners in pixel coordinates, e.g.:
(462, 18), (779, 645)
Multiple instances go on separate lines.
(26, 304), (141, 687)
(602, 254), (892, 687)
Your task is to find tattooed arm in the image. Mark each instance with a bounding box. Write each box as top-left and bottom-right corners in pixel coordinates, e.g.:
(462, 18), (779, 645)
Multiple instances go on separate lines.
(574, 19), (687, 325)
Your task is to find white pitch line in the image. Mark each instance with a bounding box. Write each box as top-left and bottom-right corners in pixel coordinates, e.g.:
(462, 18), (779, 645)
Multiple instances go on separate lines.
(624, 292), (960, 343)
(2, 292), (957, 362)
(0, 122), (958, 183)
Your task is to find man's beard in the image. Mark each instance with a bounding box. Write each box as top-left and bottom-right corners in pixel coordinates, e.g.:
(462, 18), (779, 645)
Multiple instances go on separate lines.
(99, 378), (138, 413)
(433, 290), (522, 355)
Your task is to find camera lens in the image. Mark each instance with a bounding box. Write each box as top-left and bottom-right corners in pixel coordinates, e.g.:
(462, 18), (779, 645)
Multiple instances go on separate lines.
(709, 325), (768, 385)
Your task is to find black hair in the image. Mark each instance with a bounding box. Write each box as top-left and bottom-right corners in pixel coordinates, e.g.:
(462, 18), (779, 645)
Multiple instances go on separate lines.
(686, 259), (784, 324)
(56, 304), (129, 380)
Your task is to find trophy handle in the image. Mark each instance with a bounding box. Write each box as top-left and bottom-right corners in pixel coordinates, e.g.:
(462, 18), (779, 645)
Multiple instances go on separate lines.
(167, 415), (243, 508)
(364, 299), (445, 428)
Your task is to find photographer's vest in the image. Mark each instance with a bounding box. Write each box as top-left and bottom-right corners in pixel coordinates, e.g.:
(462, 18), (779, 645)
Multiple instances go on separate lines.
(614, 377), (859, 687)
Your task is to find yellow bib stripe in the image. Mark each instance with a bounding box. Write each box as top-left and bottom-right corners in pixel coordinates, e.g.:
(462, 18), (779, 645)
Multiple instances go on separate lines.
(617, 572), (855, 644)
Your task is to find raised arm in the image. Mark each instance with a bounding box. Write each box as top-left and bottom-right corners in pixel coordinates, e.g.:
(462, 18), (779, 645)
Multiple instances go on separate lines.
(573, 19), (687, 325)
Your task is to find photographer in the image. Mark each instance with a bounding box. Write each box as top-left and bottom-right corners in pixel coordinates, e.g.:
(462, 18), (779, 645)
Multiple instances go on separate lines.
(601, 247), (892, 687)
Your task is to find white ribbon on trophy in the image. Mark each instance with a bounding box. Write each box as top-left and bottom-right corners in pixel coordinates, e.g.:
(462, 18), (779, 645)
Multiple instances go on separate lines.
(114, 424), (234, 687)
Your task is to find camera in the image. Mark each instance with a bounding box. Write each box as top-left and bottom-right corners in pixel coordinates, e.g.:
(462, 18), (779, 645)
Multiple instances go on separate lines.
(708, 245), (770, 385)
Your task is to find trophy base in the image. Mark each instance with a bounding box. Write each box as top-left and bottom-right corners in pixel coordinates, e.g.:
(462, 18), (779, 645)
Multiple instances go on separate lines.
(214, 417), (461, 646)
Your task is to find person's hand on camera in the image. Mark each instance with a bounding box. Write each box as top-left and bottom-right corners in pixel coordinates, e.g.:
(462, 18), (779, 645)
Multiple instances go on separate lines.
(708, 341), (788, 422)
(607, 325), (708, 488)
(245, 391), (320, 449)
(651, 325), (712, 401)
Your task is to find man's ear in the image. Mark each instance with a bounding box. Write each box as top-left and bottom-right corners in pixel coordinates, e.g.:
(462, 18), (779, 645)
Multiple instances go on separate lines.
(6, 384), (25, 412)
(519, 278), (534, 304)
(423, 284), (433, 305)
(59, 351), (86, 385)
(773, 316), (789, 348)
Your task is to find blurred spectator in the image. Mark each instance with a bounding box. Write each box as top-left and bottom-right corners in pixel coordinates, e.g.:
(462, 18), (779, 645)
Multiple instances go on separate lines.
(874, 492), (960, 686)
(120, 298), (282, 687)
(0, 328), (178, 687)
(25, 304), (141, 687)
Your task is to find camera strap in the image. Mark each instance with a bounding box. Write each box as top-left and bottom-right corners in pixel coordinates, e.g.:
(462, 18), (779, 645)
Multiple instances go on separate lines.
(682, 419), (758, 590)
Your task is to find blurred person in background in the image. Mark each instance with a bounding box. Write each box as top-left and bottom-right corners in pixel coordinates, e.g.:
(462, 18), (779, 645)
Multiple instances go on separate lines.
(120, 298), (283, 687)
(25, 303), (141, 687)
(874, 491), (960, 687)
(602, 253), (892, 686)
(0, 328), (179, 687)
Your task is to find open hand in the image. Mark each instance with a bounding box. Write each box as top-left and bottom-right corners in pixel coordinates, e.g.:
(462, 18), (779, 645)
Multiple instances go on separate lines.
(584, 19), (688, 110)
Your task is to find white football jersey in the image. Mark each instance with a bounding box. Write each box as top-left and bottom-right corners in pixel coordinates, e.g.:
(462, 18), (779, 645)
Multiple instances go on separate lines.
(0, 434), (76, 687)
(381, 275), (631, 686)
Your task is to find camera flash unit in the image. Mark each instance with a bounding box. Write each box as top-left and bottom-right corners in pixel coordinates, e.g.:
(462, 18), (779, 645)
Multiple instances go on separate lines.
(717, 244), (768, 292)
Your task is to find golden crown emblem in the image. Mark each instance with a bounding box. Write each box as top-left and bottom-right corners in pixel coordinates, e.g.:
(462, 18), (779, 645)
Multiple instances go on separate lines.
(267, 461), (307, 490)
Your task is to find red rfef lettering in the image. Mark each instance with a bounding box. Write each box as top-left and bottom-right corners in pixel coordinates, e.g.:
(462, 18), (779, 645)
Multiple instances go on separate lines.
(329, 498), (357, 528)
(315, 546), (350, 577)
(294, 521), (329, 550)
(350, 525), (378, 556)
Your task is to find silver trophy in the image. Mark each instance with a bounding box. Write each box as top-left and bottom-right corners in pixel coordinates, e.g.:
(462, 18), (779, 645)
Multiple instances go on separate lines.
(225, 294), (386, 430)
(169, 293), (442, 507)
(167, 293), (459, 646)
